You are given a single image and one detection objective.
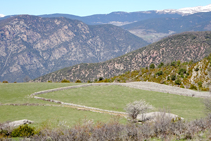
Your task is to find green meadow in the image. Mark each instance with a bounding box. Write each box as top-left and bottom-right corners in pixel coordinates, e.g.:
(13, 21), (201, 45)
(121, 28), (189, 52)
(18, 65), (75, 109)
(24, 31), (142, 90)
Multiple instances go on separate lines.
(0, 83), (206, 127)
(39, 85), (205, 120)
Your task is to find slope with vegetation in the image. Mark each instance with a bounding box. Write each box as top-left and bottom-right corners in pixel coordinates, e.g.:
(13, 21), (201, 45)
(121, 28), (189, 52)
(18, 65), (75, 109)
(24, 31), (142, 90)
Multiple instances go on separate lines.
(34, 31), (211, 83)
(107, 54), (211, 91)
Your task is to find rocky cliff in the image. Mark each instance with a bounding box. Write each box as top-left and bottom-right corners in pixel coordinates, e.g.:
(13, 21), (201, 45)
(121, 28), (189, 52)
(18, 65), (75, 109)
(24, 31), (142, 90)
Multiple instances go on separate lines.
(0, 15), (148, 82)
(34, 31), (211, 82)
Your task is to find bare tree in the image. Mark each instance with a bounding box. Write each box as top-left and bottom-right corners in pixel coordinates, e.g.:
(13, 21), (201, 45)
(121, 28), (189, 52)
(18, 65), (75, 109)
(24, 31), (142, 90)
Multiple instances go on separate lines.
(124, 100), (153, 122)
(23, 75), (31, 82)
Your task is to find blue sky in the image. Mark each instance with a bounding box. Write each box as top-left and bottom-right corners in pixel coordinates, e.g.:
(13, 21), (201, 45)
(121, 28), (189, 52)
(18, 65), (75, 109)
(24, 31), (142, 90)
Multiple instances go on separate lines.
(0, 0), (211, 16)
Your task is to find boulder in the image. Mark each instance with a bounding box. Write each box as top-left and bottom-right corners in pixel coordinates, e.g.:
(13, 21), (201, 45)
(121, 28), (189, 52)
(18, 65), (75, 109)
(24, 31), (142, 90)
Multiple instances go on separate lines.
(2, 119), (34, 129)
(136, 112), (184, 122)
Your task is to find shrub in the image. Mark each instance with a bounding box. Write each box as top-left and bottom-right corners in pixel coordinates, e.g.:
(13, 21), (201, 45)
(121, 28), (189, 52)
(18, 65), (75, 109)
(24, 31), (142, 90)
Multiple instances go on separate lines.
(87, 80), (92, 83)
(171, 61), (176, 67)
(2, 81), (8, 83)
(61, 79), (70, 83)
(198, 81), (202, 87)
(99, 77), (104, 81)
(11, 124), (36, 137)
(48, 80), (52, 83)
(14, 82), (17, 83)
(156, 71), (163, 76)
(195, 67), (199, 71)
(175, 79), (181, 85)
(149, 64), (155, 69)
(75, 79), (82, 83)
(124, 100), (153, 121)
(171, 74), (176, 81)
(190, 84), (197, 90)
(158, 62), (164, 68)
(178, 68), (186, 75)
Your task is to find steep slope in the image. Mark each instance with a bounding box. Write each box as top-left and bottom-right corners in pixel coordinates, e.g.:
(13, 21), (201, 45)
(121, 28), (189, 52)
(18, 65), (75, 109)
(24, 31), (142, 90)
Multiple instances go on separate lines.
(34, 31), (211, 82)
(122, 12), (211, 43)
(107, 54), (211, 91)
(0, 15), (148, 82)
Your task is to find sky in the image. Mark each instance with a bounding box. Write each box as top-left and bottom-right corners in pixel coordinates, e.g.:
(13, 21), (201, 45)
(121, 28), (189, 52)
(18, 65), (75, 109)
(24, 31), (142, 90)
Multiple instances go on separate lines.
(0, 0), (211, 16)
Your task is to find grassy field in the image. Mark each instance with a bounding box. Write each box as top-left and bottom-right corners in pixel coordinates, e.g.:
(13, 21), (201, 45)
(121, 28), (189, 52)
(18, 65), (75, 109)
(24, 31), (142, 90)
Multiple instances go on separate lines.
(39, 85), (205, 120)
(0, 83), (126, 126)
(0, 82), (206, 127)
(0, 83), (81, 104)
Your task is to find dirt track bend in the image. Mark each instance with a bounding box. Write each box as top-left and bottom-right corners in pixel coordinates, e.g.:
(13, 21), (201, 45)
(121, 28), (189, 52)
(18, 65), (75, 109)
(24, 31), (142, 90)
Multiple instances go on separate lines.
(30, 82), (210, 116)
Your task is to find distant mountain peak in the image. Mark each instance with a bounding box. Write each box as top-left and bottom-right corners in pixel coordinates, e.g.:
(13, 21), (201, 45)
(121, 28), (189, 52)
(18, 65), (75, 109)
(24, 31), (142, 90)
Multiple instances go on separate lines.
(0, 14), (5, 17)
(156, 4), (211, 15)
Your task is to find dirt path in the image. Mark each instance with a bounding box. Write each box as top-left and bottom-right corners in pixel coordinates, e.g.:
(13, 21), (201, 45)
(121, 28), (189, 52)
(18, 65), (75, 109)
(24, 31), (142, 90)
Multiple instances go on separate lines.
(30, 82), (210, 116)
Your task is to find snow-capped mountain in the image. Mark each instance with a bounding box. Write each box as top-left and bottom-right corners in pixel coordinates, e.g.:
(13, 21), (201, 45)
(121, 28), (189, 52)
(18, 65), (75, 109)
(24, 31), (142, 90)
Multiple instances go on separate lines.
(0, 14), (5, 17)
(156, 4), (211, 15)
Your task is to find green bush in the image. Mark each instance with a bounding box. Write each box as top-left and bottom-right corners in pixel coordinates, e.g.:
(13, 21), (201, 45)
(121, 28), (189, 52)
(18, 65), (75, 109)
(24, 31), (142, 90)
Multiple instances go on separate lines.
(48, 80), (52, 83)
(158, 62), (164, 68)
(178, 68), (186, 75)
(3, 81), (8, 83)
(198, 81), (202, 87)
(195, 67), (199, 71)
(87, 80), (92, 83)
(99, 77), (104, 81)
(190, 84), (197, 90)
(11, 124), (36, 137)
(171, 74), (176, 81)
(75, 79), (82, 83)
(149, 64), (155, 69)
(175, 79), (181, 85)
(61, 79), (70, 83)
(171, 61), (176, 67)
(156, 71), (163, 76)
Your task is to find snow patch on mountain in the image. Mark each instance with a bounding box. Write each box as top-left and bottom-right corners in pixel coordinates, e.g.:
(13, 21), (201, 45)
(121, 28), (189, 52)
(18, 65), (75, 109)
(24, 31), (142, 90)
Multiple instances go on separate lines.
(0, 14), (5, 17)
(156, 4), (211, 15)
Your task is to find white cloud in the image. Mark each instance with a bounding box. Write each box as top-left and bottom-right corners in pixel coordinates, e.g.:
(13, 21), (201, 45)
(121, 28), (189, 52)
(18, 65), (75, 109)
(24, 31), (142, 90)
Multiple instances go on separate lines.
(0, 14), (5, 17)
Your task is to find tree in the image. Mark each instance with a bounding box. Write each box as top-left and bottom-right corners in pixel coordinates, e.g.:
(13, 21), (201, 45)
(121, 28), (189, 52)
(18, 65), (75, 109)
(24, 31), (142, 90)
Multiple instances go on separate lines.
(124, 100), (153, 122)
(23, 76), (31, 82)
(149, 64), (155, 69)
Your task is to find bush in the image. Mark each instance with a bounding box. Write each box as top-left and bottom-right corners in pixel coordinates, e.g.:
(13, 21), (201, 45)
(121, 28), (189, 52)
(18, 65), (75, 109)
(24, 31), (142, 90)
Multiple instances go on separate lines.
(99, 77), (104, 81)
(158, 62), (164, 68)
(195, 67), (199, 71)
(175, 79), (181, 85)
(171, 61), (176, 67)
(87, 80), (92, 83)
(190, 84), (197, 90)
(156, 71), (163, 76)
(149, 64), (155, 69)
(198, 81), (202, 87)
(2, 81), (8, 83)
(124, 100), (153, 121)
(48, 80), (52, 83)
(178, 68), (186, 75)
(171, 74), (176, 81)
(61, 79), (70, 83)
(11, 124), (36, 137)
(75, 79), (82, 83)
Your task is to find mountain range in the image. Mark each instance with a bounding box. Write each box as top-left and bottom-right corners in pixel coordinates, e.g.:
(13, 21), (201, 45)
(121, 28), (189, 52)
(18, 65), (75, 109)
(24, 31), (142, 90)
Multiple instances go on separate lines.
(1, 4), (211, 82)
(0, 15), (147, 82)
(34, 31), (211, 82)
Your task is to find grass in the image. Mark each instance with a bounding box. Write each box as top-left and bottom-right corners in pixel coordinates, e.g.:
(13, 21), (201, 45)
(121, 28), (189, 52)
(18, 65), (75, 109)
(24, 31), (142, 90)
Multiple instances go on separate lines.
(0, 82), (82, 104)
(0, 105), (124, 127)
(0, 83), (126, 126)
(39, 85), (205, 120)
